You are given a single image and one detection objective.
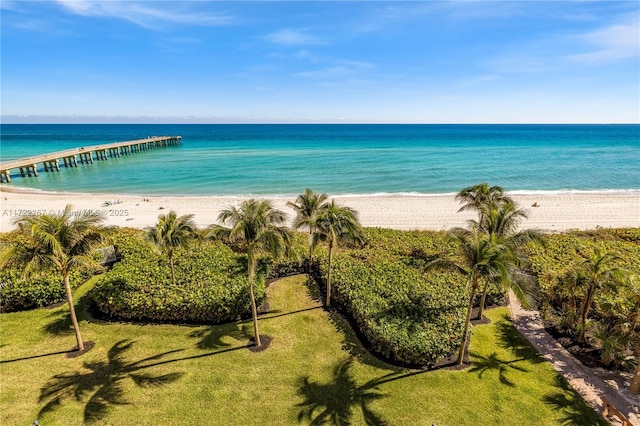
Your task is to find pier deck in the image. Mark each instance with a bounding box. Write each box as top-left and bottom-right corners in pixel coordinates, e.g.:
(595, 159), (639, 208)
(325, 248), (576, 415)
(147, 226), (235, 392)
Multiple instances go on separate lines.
(0, 136), (181, 183)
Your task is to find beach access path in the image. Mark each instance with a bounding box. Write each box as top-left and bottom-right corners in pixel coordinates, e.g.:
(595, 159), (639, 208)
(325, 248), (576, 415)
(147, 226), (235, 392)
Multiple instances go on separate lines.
(508, 292), (640, 426)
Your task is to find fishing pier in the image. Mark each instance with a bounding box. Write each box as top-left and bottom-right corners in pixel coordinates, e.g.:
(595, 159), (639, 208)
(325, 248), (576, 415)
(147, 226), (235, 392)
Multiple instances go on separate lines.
(0, 136), (182, 183)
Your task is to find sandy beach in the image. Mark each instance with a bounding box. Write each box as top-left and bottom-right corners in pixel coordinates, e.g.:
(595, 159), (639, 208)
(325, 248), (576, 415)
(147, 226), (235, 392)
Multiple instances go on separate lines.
(1, 188), (638, 232)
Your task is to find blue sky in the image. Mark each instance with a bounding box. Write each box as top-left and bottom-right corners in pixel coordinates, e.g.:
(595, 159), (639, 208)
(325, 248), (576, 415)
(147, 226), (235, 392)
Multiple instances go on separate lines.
(1, 1), (638, 123)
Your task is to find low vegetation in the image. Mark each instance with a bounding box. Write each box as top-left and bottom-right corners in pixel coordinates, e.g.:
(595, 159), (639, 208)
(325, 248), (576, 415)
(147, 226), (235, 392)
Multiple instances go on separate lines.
(526, 228), (640, 371)
(316, 227), (507, 366)
(91, 228), (264, 324)
(0, 275), (606, 425)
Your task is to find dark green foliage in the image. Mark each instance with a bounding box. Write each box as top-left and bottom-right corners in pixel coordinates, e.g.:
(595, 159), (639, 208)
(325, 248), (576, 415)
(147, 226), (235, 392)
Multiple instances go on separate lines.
(526, 228), (640, 369)
(316, 228), (471, 366)
(0, 272), (65, 312)
(526, 229), (640, 315)
(0, 232), (92, 313)
(91, 229), (264, 324)
(264, 232), (307, 278)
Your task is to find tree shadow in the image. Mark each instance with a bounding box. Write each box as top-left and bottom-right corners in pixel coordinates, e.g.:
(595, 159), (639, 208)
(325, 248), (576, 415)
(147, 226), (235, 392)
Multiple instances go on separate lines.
(301, 276), (400, 372)
(496, 314), (546, 364)
(296, 357), (389, 425)
(43, 309), (74, 336)
(38, 340), (184, 424)
(260, 306), (323, 321)
(303, 276), (323, 302)
(542, 376), (608, 425)
(188, 321), (252, 350)
(42, 287), (103, 336)
(468, 351), (529, 387)
(1, 349), (75, 364)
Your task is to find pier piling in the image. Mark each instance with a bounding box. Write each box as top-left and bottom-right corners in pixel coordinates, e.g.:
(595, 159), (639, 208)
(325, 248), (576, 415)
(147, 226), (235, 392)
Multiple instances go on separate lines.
(0, 136), (181, 184)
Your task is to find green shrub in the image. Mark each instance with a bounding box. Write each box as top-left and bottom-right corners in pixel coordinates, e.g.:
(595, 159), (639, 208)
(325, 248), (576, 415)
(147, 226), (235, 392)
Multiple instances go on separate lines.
(0, 232), (92, 312)
(526, 229), (640, 314)
(526, 229), (640, 368)
(91, 230), (265, 324)
(316, 228), (470, 366)
(264, 231), (307, 278)
(0, 272), (65, 312)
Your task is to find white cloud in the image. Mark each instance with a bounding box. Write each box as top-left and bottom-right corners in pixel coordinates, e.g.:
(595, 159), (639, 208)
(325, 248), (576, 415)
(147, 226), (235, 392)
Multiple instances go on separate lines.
(263, 29), (324, 46)
(295, 66), (352, 79)
(569, 15), (640, 64)
(54, 0), (233, 29)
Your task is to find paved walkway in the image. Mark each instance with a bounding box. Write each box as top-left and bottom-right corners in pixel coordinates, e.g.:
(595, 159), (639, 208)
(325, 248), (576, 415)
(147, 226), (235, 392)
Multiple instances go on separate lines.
(508, 291), (639, 426)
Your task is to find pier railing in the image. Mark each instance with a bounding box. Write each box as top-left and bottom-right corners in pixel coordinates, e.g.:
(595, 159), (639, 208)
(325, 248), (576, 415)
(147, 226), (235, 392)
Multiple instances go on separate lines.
(0, 136), (181, 183)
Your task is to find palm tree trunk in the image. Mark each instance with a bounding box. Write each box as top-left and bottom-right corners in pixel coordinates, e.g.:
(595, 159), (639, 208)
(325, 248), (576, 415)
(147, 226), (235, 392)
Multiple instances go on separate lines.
(169, 251), (175, 286)
(308, 230), (313, 275)
(63, 272), (84, 352)
(630, 345), (640, 394)
(326, 239), (334, 308)
(578, 284), (594, 343)
(248, 253), (261, 347)
(457, 282), (477, 365)
(477, 281), (489, 320)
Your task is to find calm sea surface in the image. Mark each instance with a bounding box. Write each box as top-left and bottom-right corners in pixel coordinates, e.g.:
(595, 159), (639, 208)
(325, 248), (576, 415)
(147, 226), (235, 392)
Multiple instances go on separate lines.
(0, 124), (638, 196)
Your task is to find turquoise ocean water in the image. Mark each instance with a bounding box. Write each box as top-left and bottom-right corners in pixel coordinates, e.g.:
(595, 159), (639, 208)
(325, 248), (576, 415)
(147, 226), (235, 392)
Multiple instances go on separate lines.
(0, 124), (638, 196)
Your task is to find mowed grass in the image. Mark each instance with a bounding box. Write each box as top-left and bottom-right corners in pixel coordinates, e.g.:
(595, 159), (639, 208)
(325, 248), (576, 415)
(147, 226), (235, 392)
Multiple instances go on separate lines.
(0, 274), (605, 425)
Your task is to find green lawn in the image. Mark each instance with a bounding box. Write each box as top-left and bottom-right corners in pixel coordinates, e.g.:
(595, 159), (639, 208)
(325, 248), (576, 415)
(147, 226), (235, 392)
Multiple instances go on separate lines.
(0, 274), (605, 425)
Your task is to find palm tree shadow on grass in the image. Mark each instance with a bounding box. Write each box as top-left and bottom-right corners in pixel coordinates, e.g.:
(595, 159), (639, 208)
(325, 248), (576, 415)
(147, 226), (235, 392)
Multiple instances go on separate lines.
(467, 315), (550, 387)
(542, 376), (608, 425)
(38, 340), (184, 424)
(43, 309), (75, 336)
(468, 351), (530, 387)
(496, 314), (546, 364)
(188, 321), (252, 350)
(302, 276), (402, 372)
(296, 358), (389, 426)
(42, 289), (103, 337)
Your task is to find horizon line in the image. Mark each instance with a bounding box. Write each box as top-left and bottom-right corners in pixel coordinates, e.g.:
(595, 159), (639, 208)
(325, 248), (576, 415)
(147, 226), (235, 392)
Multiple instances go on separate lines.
(2, 116), (638, 125)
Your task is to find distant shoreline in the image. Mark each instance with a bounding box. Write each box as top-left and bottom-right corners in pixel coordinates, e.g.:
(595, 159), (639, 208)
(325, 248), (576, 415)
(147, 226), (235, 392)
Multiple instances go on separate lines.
(2, 188), (638, 233)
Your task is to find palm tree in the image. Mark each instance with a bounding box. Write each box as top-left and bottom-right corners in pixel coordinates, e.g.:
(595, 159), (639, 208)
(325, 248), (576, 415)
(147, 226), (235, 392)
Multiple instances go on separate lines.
(287, 188), (329, 274)
(576, 250), (625, 343)
(207, 199), (292, 347)
(455, 182), (511, 219)
(145, 211), (196, 286)
(0, 205), (108, 352)
(427, 228), (533, 365)
(469, 199), (542, 319)
(314, 200), (363, 308)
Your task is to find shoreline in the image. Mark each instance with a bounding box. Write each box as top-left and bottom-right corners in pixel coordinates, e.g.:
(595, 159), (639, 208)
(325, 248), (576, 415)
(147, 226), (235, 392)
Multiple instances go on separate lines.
(2, 187), (639, 232)
(2, 184), (639, 198)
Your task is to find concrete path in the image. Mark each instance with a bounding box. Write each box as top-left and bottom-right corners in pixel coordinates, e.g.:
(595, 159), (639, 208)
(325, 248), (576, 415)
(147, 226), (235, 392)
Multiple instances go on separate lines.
(508, 291), (639, 426)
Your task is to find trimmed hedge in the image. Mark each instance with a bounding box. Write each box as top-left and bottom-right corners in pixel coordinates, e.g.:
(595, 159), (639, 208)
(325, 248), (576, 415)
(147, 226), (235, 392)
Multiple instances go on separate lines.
(316, 228), (473, 366)
(90, 229), (266, 324)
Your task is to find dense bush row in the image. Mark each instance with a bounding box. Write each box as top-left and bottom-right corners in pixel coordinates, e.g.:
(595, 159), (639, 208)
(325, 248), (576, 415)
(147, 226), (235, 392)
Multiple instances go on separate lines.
(0, 233), (93, 313)
(527, 228), (640, 321)
(316, 228), (487, 366)
(526, 228), (640, 368)
(90, 229), (266, 324)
